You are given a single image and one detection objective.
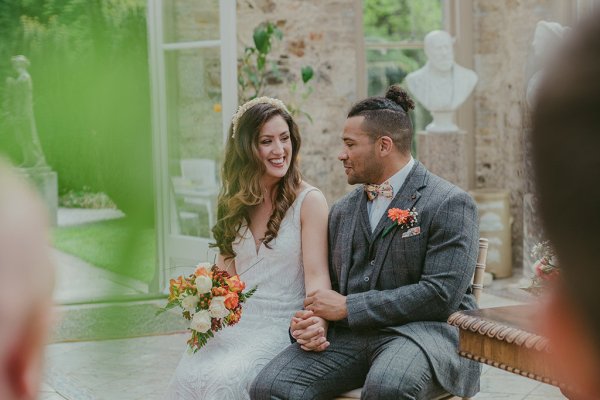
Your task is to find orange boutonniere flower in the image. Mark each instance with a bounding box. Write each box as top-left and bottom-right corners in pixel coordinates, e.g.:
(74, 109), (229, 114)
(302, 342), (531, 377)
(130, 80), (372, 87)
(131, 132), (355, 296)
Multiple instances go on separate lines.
(382, 207), (419, 237)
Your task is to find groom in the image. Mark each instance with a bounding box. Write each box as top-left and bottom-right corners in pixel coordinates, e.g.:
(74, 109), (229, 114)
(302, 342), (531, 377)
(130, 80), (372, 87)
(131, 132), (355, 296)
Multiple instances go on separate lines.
(251, 85), (481, 399)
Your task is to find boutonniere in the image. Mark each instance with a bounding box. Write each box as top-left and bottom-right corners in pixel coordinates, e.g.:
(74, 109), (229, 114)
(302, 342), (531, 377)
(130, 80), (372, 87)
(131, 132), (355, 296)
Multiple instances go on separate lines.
(382, 208), (419, 238)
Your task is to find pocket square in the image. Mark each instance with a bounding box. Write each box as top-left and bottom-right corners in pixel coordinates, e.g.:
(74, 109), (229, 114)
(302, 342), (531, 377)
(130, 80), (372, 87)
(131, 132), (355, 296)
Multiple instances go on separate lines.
(401, 226), (421, 238)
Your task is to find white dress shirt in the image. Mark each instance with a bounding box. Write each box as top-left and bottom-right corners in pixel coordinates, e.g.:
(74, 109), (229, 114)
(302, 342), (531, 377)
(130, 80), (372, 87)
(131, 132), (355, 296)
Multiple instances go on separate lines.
(367, 157), (415, 232)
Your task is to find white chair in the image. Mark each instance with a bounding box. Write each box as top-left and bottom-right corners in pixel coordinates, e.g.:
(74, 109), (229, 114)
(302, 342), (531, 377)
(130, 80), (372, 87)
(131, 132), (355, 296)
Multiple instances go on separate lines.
(172, 158), (219, 233)
(336, 238), (489, 400)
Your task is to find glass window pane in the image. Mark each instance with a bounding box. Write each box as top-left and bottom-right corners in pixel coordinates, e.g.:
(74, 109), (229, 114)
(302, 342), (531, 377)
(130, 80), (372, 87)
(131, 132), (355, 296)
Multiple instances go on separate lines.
(162, 0), (220, 43)
(363, 0), (443, 42)
(165, 48), (223, 240)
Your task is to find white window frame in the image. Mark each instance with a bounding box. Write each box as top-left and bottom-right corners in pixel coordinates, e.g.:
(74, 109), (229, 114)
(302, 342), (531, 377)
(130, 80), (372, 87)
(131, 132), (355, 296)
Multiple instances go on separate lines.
(147, 0), (237, 293)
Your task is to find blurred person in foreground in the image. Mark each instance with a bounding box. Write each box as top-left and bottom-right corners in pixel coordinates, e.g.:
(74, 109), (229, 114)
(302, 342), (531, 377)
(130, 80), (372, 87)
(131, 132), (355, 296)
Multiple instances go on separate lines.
(0, 158), (54, 400)
(532, 9), (600, 400)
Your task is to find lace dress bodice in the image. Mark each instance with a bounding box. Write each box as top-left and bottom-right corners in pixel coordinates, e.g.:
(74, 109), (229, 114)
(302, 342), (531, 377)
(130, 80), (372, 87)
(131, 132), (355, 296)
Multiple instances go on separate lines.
(167, 187), (316, 400)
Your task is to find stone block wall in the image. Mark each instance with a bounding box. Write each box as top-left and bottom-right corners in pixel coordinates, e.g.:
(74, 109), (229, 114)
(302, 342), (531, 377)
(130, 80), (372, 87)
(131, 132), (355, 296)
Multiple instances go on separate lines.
(471, 0), (569, 270)
(237, 0), (362, 203)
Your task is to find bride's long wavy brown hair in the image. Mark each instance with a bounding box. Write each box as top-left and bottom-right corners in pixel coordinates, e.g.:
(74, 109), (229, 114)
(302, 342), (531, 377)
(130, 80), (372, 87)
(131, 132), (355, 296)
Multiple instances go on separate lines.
(211, 102), (302, 259)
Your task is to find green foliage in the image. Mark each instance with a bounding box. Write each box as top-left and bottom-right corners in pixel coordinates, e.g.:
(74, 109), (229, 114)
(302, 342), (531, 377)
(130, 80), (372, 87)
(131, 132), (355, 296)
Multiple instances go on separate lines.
(238, 21), (283, 102)
(0, 0), (153, 222)
(301, 66), (314, 84)
(363, 0), (442, 41)
(363, 0), (443, 95)
(59, 186), (116, 209)
(238, 21), (314, 122)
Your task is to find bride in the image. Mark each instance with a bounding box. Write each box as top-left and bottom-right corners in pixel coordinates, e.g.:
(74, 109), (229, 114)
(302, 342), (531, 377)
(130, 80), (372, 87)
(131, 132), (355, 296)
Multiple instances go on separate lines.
(167, 97), (331, 399)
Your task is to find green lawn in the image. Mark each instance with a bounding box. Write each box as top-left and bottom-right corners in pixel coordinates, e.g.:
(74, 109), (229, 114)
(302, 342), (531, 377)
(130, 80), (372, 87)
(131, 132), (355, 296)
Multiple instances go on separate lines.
(52, 218), (156, 283)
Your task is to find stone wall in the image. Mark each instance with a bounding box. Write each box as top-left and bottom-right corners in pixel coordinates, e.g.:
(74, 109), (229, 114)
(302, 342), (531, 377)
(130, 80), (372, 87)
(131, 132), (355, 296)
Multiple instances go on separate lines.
(472, 0), (568, 270)
(237, 0), (362, 203)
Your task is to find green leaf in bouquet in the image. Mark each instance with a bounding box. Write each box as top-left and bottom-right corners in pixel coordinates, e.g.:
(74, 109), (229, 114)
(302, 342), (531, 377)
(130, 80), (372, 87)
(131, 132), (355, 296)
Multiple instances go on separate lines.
(155, 300), (178, 316)
(239, 286), (258, 302)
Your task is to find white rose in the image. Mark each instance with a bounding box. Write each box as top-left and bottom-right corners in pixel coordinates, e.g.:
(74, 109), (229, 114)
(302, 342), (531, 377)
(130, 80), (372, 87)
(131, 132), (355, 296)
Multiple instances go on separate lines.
(180, 295), (199, 314)
(208, 296), (230, 319)
(190, 310), (211, 333)
(195, 275), (212, 294)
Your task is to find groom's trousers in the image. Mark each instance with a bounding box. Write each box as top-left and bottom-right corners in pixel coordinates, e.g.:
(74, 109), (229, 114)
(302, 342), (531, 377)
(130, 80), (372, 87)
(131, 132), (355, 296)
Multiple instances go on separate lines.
(250, 326), (446, 400)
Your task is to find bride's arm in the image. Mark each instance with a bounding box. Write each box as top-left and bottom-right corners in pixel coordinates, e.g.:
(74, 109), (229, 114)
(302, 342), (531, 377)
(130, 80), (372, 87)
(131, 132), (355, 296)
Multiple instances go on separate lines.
(216, 253), (237, 275)
(296, 189), (331, 351)
(300, 190), (331, 295)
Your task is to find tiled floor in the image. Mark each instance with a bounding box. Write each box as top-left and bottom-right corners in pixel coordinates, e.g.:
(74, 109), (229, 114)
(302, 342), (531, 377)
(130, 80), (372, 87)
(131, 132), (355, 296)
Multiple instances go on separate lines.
(41, 291), (566, 400)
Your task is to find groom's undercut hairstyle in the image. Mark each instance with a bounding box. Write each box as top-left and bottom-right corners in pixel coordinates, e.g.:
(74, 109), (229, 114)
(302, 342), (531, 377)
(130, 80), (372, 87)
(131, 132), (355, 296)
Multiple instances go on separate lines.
(532, 9), (600, 351)
(347, 84), (415, 154)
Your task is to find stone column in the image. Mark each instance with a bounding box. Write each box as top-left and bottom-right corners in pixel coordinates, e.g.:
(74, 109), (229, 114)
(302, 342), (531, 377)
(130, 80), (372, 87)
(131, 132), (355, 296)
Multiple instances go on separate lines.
(417, 130), (468, 190)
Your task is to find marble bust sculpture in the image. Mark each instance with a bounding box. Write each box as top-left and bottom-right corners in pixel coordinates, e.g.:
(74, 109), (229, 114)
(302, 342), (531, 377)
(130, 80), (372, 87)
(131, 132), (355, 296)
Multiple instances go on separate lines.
(526, 21), (569, 108)
(406, 30), (478, 133)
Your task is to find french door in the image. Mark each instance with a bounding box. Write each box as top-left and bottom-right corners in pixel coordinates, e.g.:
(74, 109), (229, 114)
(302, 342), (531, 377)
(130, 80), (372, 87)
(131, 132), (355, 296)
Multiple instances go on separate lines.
(147, 0), (237, 292)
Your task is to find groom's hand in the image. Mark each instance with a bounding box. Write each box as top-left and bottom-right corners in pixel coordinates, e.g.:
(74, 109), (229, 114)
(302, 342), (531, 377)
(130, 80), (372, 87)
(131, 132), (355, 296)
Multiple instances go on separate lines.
(290, 311), (329, 352)
(304, 289), (348, 321)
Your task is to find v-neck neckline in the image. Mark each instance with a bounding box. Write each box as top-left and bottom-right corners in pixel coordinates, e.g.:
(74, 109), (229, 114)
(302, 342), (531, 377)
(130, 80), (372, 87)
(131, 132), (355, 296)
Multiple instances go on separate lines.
(242, 186), (312, 257)
(248, 228), (263, 256)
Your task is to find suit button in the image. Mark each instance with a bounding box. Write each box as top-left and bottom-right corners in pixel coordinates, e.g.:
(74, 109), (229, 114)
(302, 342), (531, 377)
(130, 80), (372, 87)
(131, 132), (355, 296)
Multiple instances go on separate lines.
(364, 276), (370, 282)
(370, 260), (375, 266)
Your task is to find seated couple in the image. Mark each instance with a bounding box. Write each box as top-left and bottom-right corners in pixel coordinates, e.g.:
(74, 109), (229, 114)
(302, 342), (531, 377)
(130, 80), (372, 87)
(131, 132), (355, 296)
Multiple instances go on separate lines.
(167, 85), (481, 400)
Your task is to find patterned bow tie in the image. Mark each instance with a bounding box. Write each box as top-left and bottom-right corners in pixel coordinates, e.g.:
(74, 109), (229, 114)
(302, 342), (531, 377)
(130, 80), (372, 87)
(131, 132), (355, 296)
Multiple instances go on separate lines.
(364, 181), (393, 201)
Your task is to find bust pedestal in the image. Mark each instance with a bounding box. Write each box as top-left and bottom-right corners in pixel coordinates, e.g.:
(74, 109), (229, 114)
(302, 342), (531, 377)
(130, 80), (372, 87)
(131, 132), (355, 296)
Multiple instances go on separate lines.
(417, 129), (468, 190)
(18, 166), (58, 226)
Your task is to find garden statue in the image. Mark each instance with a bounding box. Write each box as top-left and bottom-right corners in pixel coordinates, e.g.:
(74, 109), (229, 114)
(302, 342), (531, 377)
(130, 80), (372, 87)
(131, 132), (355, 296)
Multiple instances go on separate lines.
(406, 30), (478, 133)
(526, 21), (569, 108)
(4, 55), (48, 168)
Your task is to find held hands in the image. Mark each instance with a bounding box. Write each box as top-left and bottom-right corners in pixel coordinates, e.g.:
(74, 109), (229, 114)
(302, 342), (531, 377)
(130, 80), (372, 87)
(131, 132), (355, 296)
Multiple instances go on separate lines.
(304, 289), (348, 321)
(291, 310), (329, 352)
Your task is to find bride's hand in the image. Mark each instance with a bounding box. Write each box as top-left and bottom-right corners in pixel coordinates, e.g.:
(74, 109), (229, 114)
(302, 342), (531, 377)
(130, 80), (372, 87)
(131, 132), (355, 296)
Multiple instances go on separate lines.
(290, 311), (330, 352)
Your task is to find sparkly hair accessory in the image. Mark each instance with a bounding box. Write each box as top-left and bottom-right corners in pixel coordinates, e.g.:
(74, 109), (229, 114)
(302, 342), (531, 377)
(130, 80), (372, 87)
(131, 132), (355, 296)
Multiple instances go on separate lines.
(231, 96), (290, 138)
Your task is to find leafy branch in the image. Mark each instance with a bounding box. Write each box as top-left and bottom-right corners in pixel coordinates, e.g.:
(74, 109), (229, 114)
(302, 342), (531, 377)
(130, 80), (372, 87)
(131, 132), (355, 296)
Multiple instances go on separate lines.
(238, 21), (315, 122)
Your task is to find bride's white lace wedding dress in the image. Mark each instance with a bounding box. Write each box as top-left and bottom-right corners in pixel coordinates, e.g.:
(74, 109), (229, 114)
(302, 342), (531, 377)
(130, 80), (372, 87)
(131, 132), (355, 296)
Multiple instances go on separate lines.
(167, 187), (317, 400)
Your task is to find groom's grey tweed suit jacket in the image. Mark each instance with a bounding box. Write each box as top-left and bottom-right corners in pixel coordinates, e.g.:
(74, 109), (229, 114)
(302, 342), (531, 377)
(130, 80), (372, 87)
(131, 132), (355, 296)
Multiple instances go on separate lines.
(329, 161), (481, 398)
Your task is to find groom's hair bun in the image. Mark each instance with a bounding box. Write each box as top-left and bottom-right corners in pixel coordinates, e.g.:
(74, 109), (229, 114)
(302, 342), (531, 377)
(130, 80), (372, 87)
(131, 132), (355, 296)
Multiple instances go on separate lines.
(347, 84), (414, 154)
(385, 84), (415, 113)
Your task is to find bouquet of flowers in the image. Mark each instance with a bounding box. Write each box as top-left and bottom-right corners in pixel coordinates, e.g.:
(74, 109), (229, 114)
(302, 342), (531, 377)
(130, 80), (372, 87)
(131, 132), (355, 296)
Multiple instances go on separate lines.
(158, 263), (257, 352)
(528, 240), (560, 295)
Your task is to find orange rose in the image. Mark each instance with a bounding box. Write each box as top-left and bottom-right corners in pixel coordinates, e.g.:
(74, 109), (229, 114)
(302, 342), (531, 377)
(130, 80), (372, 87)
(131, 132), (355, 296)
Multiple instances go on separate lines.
(194, 263), (212, 277)
(227, 308), (243, 325)
(169, 276), (185, 300)
(226, 275), (246, 293)
(212, 286), (228, 297)
(224, 292), (239, 310)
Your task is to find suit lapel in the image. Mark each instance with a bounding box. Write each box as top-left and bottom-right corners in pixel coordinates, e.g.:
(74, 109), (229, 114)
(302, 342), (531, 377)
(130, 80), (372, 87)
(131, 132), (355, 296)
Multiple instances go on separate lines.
(337, 190), (363, 295)
(358, 192), (373, 241)
(369, 161), (428, 289)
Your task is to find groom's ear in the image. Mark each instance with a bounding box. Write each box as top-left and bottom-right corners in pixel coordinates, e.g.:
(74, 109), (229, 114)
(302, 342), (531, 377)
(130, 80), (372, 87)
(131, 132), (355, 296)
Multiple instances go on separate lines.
(378, 136), (394, 156)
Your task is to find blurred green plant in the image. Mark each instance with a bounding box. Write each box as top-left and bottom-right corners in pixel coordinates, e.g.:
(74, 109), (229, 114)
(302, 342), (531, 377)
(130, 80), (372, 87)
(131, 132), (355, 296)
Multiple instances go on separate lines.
(0, 0), (153, 225)
(53, 217), (156, 283)
(238, 21), (314, 121)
